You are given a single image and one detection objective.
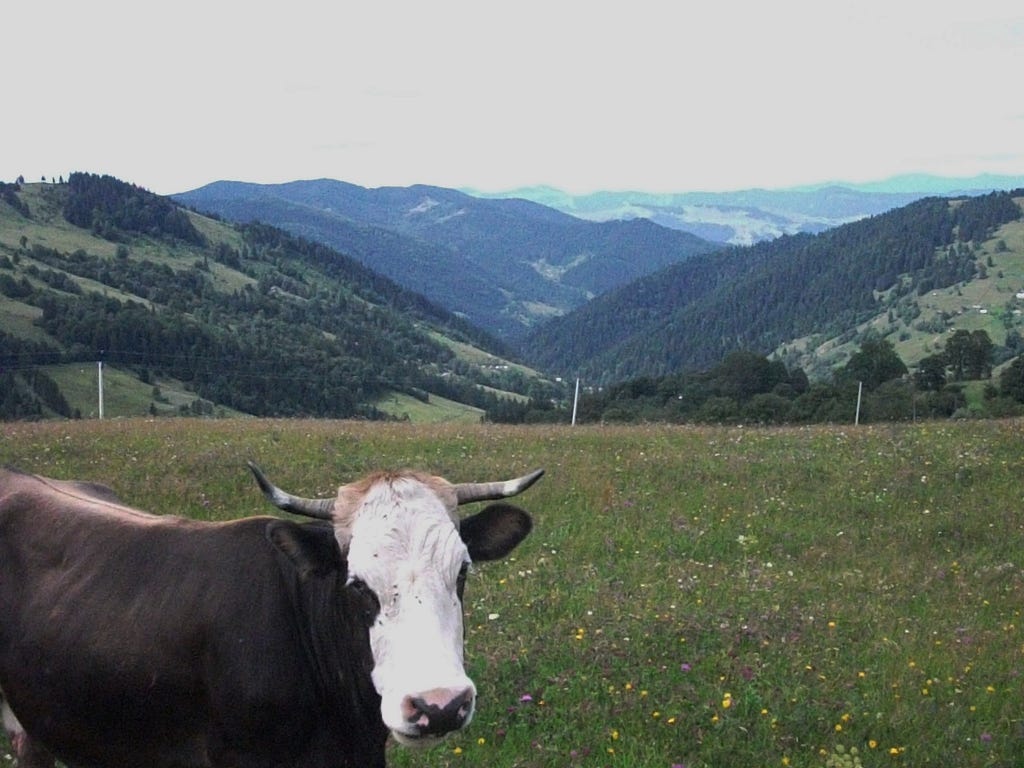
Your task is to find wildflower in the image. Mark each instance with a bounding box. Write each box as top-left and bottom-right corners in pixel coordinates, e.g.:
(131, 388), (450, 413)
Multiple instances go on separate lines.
(980, 732), (993, 743)
(520, 694), (533, 703)
(869, 740), (878, 749)
(722, 692), (733, 709)
(477, 737), (486, 746)
(680, 662), (692, 672)
(453, 746), (463, 755)
(610, 729), (619, 741)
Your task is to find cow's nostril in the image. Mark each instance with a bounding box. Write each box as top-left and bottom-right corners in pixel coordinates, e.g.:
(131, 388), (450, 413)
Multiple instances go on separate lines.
(402, 687), (475, 735)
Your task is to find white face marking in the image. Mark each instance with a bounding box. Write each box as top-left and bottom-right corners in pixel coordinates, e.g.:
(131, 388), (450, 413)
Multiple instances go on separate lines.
(342, 476), (475, 742)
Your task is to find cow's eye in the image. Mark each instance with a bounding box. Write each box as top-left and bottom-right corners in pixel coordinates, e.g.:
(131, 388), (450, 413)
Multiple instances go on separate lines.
(347, 578), (380, 617)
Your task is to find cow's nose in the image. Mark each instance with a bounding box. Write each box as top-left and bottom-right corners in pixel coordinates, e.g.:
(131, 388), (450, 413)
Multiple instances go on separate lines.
(401, 686), (475, 736)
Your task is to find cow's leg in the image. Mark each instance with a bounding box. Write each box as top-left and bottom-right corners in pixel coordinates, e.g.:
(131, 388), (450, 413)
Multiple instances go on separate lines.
(3, 699), (56, 768)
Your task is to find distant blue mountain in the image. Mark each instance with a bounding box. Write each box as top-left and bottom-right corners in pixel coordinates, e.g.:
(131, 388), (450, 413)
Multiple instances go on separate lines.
(466, 174), (1024, 246)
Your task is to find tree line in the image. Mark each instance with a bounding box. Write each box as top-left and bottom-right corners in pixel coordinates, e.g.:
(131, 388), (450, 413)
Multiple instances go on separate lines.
(499, 337), (1024, 425)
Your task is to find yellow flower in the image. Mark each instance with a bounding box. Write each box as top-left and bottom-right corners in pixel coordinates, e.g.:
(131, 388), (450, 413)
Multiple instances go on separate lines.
(477, 738), (485, 746)
(869, 740), (878, 749)
(722, 692), (733, 709)
(610, 729), (619, 741)
(453, 746), (463, 755)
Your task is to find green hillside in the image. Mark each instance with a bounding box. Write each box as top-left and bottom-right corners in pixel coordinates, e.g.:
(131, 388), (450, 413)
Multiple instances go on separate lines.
(525, 191), (1024, 384)
(778, 211), (1024, 378)
(0, 175), (559, 421)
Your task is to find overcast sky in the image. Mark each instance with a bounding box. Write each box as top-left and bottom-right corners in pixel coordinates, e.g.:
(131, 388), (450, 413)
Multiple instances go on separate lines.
(6, 0), (1023, 196)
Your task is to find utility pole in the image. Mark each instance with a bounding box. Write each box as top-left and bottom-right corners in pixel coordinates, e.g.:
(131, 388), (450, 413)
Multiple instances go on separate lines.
(571, 377), (580, 426)
(98, 351), (105, 419)
(854, 381), (862, 426)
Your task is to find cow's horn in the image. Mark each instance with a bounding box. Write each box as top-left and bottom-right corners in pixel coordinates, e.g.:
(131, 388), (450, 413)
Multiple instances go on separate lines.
(247, 461), (335, 520)
(455, 468), (545, 505)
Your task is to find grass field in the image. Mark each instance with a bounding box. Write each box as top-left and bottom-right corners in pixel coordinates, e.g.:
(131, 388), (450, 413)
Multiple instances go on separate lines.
(373, 390), (485, 423)
(0, 418), (1021, 767)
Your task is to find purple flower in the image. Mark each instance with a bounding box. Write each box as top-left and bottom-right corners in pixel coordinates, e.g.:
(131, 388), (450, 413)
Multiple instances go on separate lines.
(520, 693), (534, 703)
(680, 663), (692, 672)
(980, 732), (993, 743)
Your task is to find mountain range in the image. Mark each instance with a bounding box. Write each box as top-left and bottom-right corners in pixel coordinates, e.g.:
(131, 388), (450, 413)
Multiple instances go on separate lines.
(174, 175), (1024, 388)
(172, 180), (717, 340)
(4, 172), (1024, 424)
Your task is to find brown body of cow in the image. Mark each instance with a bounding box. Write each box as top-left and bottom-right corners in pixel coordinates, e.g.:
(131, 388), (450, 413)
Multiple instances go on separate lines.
(0, 464), (540, 768)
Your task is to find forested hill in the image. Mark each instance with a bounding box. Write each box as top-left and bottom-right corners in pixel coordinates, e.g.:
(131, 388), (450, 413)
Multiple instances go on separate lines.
(173, 179), (719, 340)
(524, 191), (1024, 383)
(0, 173), (556, 421)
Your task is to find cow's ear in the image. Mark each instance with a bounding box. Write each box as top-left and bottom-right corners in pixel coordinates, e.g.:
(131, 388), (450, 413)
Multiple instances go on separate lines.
(267, 520), (343, 579)
(460, 503), (532, 562)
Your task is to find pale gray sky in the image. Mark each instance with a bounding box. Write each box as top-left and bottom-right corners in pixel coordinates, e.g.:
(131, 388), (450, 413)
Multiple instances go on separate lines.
(6, 0), (1023, 195)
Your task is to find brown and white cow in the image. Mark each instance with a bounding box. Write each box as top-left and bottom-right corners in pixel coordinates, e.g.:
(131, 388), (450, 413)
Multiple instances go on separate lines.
(0, 462), (541, 767)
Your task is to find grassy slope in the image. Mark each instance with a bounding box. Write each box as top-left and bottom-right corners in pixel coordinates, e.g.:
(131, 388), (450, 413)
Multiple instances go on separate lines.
(373, 391), (484, 424)
(44, 364), (246, 419)
(1, 418), (1021, 767)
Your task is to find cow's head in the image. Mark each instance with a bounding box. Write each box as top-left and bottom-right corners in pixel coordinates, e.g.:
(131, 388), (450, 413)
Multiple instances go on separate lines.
(249, 462), (540, 746)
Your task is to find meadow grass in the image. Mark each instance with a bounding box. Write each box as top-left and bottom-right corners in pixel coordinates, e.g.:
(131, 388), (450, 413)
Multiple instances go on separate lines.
(0, 418), (1021, 767)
